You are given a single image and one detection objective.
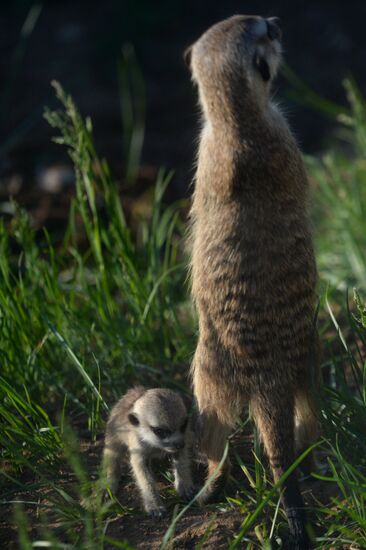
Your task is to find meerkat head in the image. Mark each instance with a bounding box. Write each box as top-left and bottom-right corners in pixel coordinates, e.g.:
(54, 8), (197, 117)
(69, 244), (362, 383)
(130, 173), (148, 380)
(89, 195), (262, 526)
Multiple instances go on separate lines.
(185, 15), (282, 121)
(128, 389), (189, 453)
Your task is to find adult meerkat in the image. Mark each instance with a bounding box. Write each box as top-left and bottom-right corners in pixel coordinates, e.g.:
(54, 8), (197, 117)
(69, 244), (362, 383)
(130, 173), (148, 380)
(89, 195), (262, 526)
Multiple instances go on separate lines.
(186, 15), (319, 549)
(102, 386), (196, 517)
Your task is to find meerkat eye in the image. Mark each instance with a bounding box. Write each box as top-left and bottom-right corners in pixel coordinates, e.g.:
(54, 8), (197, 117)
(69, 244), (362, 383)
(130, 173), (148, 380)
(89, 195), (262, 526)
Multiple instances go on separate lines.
(151, 427), (172, 439)
(180, 418), (188, 432)
(128, 413), (139, 426)
(254, 55), (271, 82)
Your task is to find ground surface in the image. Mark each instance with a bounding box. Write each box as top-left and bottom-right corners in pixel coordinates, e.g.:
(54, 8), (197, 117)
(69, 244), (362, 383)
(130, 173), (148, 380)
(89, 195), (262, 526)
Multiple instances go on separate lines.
(1, 426), (343, 549)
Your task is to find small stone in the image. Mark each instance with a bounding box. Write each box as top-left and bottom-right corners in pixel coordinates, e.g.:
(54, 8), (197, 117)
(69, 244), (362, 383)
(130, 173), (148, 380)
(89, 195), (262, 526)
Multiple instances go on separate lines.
(36, 164), (75, 193)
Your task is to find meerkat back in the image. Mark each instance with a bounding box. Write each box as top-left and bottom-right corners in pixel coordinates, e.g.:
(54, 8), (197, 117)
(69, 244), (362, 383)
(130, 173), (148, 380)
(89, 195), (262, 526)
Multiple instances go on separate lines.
(186, 15), (319, 550)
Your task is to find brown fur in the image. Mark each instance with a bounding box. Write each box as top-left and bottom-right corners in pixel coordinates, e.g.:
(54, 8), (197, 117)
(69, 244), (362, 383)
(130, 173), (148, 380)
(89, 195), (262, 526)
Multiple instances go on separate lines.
(186, 15), (320, 549)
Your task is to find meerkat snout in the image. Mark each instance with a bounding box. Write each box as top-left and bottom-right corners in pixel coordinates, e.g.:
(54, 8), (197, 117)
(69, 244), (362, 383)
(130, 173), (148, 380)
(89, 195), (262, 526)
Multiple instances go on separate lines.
(266, 17), (282, 41)
(142, 423), (186, 453)
(253, 17), (282, 84)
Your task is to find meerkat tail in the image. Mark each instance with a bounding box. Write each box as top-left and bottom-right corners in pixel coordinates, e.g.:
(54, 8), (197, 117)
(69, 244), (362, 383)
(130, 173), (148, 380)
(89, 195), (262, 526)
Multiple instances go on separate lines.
(251, 391), (310, 550)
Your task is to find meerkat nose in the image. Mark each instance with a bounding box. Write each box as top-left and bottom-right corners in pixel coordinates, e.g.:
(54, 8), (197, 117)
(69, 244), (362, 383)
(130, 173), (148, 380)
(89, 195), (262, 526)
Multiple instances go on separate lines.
(266, 17), (282, 41)
(174, 441), (185, 451)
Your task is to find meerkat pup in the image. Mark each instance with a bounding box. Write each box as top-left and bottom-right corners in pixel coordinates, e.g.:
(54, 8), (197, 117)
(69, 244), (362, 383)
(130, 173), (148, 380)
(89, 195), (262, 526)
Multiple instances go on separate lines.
(102, 386), (196, 517)
(186, 15), (319, 549)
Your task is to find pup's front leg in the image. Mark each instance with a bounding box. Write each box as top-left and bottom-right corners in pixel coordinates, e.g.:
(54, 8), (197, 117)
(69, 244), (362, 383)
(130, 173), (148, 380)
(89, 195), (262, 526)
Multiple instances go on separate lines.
(172, 446), (196, 501)
(130, 452), (166, 517)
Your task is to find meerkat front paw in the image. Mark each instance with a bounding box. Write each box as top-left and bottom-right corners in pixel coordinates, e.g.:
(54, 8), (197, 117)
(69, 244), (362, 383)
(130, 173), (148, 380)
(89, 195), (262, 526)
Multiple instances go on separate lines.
(146, 504), (167, 519)
(176, 481), (198, 501)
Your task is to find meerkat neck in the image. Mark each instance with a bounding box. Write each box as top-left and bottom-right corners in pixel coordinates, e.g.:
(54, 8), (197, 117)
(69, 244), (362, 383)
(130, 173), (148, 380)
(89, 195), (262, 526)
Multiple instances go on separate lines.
(199, 78), (269, 138)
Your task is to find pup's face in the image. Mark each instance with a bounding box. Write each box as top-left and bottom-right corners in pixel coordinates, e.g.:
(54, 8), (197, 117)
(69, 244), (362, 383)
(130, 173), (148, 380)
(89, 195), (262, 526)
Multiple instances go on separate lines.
(128, 389), (189, 453)
(185, 15), (282, 110)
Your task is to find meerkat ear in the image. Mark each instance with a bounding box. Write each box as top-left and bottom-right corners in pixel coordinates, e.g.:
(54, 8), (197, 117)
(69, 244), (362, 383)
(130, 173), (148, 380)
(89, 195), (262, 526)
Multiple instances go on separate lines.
(254, 55), (271, 82)
(183, 46), (192, 70)
(128, 413), (139, 426)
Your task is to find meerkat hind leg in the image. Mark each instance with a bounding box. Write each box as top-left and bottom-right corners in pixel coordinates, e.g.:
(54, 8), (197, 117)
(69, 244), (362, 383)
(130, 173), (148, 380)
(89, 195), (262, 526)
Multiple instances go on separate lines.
(196, 410), (232, 505)
(251, 391), (309, 550)
(102, 445), (122, 495)
(130, 452), (166, 518)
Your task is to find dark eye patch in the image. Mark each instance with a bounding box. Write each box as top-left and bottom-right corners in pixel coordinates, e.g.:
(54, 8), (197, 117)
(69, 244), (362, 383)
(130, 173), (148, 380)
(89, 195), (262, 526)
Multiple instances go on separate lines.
(150, 426), (172, 439)
(128, 413), (139, 426)
(254, 55), (271, 82)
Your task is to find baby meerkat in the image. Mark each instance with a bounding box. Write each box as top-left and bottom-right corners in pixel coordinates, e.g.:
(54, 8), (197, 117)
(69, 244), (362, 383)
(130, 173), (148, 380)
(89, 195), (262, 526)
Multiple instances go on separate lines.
(102, 386), (196, 517)
(186, 15), (320, 550)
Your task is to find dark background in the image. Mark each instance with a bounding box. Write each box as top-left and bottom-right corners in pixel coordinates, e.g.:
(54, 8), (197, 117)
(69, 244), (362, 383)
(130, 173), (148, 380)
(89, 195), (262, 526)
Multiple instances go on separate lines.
(1, 0), (366, 209)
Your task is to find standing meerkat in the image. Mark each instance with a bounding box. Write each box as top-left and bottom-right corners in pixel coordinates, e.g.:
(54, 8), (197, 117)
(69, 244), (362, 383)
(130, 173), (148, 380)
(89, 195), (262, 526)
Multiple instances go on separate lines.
(186, 15), (319, 549)
(102, 386), (196, 517)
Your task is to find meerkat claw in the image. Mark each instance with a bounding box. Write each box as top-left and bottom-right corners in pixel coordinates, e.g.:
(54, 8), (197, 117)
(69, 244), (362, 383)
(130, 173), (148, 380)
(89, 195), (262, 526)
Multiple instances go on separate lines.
(178, 484), (198, 501)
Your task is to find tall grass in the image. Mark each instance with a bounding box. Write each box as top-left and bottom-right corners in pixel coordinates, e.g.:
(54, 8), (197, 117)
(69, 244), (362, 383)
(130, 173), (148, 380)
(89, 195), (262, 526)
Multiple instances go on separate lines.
(1, 76), (366, 548)
(309, 79), (366, 290)
(0, 79), (193, 548)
